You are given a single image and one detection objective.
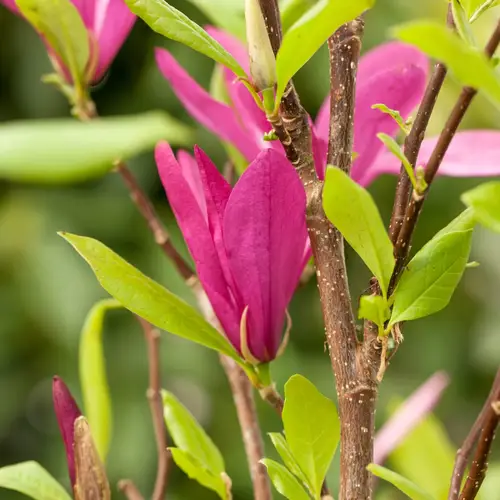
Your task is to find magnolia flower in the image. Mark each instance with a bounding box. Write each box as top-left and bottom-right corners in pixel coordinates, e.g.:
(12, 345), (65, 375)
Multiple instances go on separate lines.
(156, 144), (307, 363)
(1, 0), (135, 83)
(156, 29), (500, 184)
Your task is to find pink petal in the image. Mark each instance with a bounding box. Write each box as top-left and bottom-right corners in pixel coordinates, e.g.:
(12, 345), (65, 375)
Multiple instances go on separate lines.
(223, 149), (307, 361)
(205, 26), (250, 74)
(1, 0), (18, 13)
(363, 131), (500, 185)
(373, 371), (449, 464)
(155, 48), (259, 162)
(177, 150), (207, 220)
(156, 142), (240, 346)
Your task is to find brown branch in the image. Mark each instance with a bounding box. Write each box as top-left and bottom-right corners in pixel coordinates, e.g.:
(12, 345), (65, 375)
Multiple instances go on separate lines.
(448, 368), (500, 500)
(392, 20), (500, 284)
(137, 318), (170, 500)
(117, 480), (145, 500)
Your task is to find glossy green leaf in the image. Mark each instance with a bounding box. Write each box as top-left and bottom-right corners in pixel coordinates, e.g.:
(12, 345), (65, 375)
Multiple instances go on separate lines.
(282, 374), (339, 497)
(372, 104), (411, 134)
(0, 112), (192, 184)
(434, 207), (476, 237)
(323, 166), (395, 297)
(392, 22), (500, 107)
(462, 0), (500, 22)
(125, 0), (246, 78)
(170, 448), (228, 499)
(261, 459), (311, 500)
(184, 0), (245, 38)
(367, 464), (434, 500)
(358, 295), (390, 333)
(461, 181), (500, 233)
(59, 233), (240, 361)
(79, 299), (122, 462)
(0, 462), (71, 500)
(281, 0), (318, 32)
(275, 0), (374, 104)
(268, 433), (310, 490)
(163, 391), (225, 476)
(390, 230), (472, 326)
(15, 0), (89, 88)
(451, 0), (476, 46)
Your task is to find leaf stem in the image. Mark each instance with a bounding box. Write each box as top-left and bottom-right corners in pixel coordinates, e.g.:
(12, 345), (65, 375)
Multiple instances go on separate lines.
(117, 479), (145, 500)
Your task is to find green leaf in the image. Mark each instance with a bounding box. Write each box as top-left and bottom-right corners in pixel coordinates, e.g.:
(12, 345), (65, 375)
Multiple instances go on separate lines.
(275, 0), (374, 104)
(434, 207), (476, 237)
(282, 374), (339, 497)
(451, 0), (477, 46)
(0, 112), (192, 184)
(462, 0), (500, 22)
(280, 0), (318, 32)
(358, 295), (390, 333)
(163, 391), (225, 476)
(261, 459), (311, 500)
(367, 464), (434, 500)
(0, 462), (71, 500)
(170, 448), (228, 499)
(392, 22), (500, 107)
(125, 0), (246, 78)
(79, 299), (122, 462)
(372, 104), (411, 134)
(389, 230), (473, 326)
(268, 433), (310, 491)
(461, 181), (500, 233)
(184, 0), (245, 38)
(15, 0), (89, 88)
(59, 233), (241, 361)
(323, 166), (395, 297)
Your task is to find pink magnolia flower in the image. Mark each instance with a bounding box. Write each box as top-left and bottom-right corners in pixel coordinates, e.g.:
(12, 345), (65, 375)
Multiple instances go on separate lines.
(155, 29), (500, 184)
(156, 144), (307, 363)
(1, 0), (135, 83)
(52, 376), (82, 487)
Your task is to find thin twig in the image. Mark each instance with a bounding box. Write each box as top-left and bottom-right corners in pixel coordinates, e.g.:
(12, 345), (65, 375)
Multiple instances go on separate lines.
(449, 368), (500, 500)
(118, 479), (145, 500)
(137, 317), (170, 500)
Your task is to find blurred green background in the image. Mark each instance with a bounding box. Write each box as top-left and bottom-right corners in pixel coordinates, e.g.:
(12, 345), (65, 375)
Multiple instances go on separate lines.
(1, 1), (499, 499)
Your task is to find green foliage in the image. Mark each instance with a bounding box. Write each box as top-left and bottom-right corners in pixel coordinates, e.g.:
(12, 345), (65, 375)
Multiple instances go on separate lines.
(372, 104), (411, 134)
(260, 459), (311, 500)
(0, 462), (71, 500)
(323, 166), (395, 297)
(0, 112), (191, 184)
(125, 0), (246, 78)
(59, 233), (241, 361)
(367, 464), (434, 500)
(15, 0), (89, 89)
(280, 0), (318, 32)
(451, 0), (477, 46)
(389, 230), (473, 326)
(275, 0), (374, 105)
(358, 295), (390, 335)
(79, 299), (122, 462)
(392, 22), (500, 107)
(461, 0), (500, 22)
(462, 181), (500, 233)
(282, 375), (339, 497)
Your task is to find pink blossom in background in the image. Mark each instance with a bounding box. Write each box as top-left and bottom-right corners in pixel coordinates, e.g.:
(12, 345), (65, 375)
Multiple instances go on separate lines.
(156, 28), (500, 184)
(1, 0), (135, 83)
(156, 144), (308, 363)
(52, 376), (82, 487)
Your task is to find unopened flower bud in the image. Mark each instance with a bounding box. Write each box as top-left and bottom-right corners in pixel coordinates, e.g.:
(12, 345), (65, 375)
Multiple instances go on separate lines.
(245, 0), (277, 91)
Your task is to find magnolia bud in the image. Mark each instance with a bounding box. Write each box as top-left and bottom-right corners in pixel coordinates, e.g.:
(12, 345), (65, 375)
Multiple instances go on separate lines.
(245, 0), (277, 91)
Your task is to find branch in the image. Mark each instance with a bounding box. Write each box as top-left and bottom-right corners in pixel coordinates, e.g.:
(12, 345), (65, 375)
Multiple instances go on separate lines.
(117, 479), (145, 500)
(448, 368), (500, 500)
(392, 20), (500, 283)
(137, 318), (170, 500)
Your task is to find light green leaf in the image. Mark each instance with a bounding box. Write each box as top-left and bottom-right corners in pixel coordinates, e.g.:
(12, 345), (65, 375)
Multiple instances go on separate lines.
(275, 0), (374, 104)
(451, 0), (477, 46)
(392, 22), (500, 107)
(0, 462), (71, 500)
(358, 295), (390, 333)
(125, 0), (246, 78)
(170, 448), (228, 499)
(367, 464), (434, 500)
(282, 375), (339, 497)
(261, 459), (311, 500)
(434, 207), (476, 238)
(0, 112), (192, 184)
(163, 391), (225, 476)
(462, 0), (500, 22)
(372, 104), (411, 134)
(184, 0), (245, 38)
(79, 299), (122, 462)
(323, 166), (395, 297)
(268, 433), (310, 491)
(59, 233), (241, 361)
(461, 181), (500, 233)
(390, 230), (472, 325)
(15, 0), (89, 88)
